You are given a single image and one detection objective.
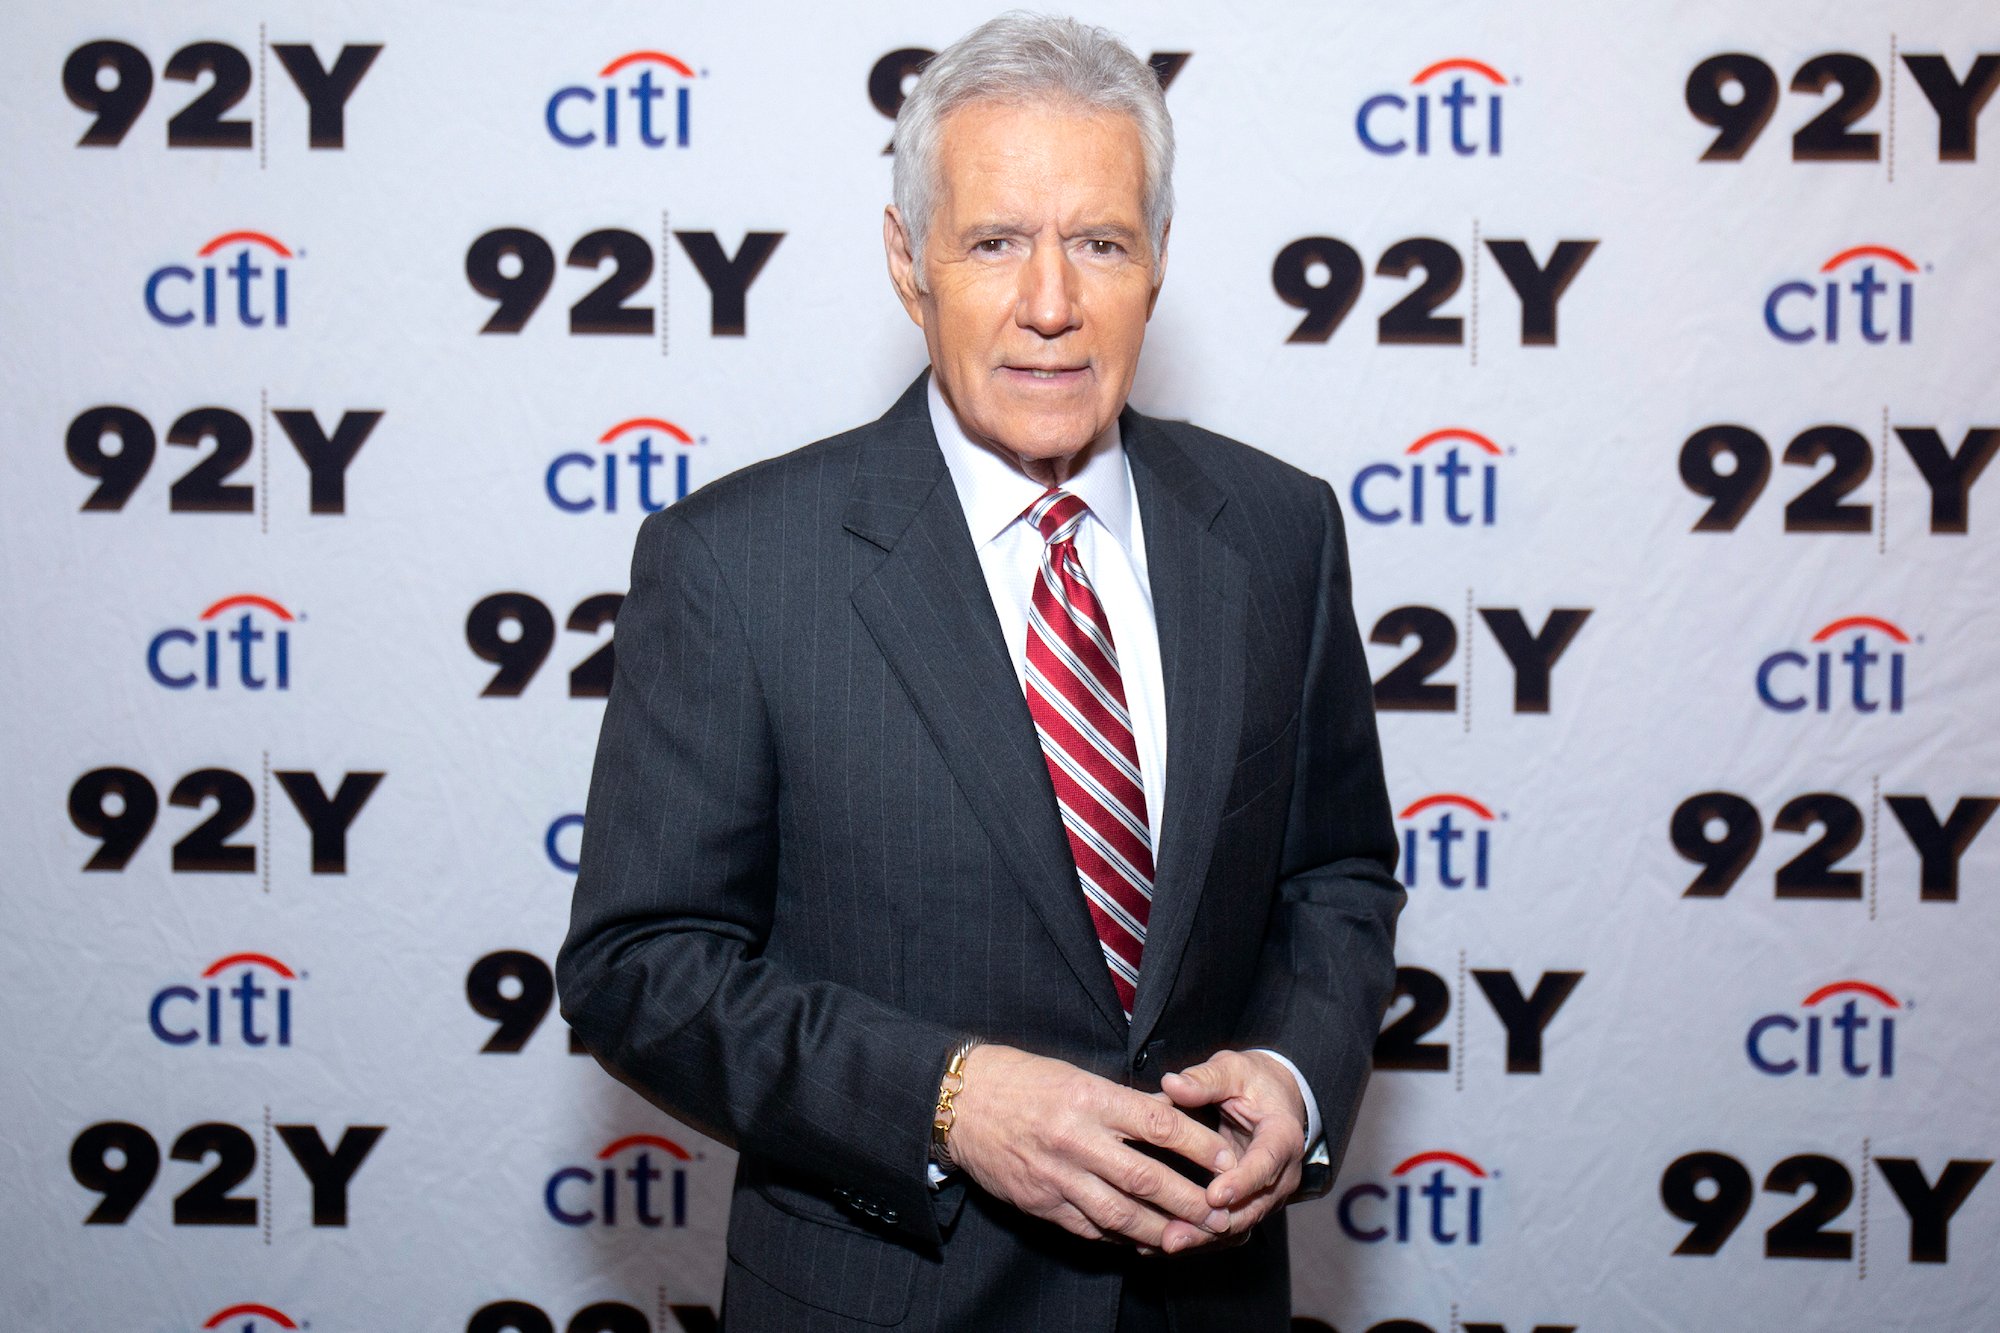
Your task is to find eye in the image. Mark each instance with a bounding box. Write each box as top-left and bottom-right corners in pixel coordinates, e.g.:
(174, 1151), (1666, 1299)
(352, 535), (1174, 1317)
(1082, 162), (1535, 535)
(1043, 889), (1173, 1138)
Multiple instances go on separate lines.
(1084, 239), (1124, 257)
(974, 237), (1011, 254)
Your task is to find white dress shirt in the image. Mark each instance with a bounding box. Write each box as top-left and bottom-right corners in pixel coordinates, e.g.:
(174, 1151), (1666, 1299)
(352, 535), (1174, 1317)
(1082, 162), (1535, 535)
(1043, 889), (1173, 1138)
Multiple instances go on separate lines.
(925, 376), (1325, 1171)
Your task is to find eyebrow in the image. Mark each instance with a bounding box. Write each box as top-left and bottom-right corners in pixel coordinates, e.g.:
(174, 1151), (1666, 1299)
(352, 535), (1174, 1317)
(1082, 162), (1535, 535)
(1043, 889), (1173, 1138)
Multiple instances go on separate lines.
(955, 220), (1144, 244)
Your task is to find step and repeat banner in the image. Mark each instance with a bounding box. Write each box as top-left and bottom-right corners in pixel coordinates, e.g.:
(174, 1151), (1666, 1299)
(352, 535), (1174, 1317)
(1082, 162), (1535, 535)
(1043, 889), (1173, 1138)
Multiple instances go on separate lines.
(2, 2), (1995, 1330)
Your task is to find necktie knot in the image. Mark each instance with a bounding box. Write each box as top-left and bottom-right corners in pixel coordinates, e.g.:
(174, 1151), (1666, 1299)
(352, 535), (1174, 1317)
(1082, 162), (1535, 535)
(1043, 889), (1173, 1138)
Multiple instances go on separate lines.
(1026, 487), (1090, 545)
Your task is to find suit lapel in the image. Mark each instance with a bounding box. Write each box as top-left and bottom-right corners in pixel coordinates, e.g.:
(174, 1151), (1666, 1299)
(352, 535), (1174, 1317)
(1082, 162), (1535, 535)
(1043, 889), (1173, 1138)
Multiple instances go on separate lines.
(1123, 410), (1248, 1048)
(845, 376), (1129, 1036)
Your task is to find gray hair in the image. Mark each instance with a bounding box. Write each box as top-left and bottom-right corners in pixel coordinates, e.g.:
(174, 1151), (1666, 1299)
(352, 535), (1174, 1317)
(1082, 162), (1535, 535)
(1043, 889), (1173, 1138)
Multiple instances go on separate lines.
(892, 12), (1175, 273)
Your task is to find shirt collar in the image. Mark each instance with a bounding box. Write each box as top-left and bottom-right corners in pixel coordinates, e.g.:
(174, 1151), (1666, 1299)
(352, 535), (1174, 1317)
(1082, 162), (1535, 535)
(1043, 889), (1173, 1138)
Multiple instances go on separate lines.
(927, 372), (1134, 553)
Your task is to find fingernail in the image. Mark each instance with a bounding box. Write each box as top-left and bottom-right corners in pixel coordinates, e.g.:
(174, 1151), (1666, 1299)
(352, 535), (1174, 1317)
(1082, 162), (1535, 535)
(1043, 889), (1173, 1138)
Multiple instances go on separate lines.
(1216, 1186), (1235, 1206)
(1216, 1151), (1236, 1171)
(1206, 1209), (1229, 1231)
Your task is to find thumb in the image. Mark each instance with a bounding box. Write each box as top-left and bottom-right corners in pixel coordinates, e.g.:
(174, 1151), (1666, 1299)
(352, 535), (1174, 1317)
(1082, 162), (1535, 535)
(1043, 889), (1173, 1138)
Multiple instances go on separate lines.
(1160, 1059), (1228, 1106)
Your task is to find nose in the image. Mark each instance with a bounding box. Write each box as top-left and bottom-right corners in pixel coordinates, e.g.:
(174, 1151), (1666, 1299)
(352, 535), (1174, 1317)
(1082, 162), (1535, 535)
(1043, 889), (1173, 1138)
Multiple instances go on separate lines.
(1015, 239), (1080, 338)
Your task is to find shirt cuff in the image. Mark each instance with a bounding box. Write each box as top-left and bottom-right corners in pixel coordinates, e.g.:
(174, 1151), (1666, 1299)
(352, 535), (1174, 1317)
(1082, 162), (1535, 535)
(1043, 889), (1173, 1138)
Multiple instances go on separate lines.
(1250, 1048), (1326, 1163)
(927, 1162), (948, 1189)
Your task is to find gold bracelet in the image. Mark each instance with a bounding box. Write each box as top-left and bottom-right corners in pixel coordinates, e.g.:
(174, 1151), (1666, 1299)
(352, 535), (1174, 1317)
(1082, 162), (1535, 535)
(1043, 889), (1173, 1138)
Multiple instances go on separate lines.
(931, 1037), (982, 1169)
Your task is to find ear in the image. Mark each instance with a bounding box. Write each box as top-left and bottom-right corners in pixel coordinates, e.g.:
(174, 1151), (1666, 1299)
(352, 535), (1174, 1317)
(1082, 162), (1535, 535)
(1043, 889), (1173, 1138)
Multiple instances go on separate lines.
(883, 205), (927, 328)
(1146, 219), (1171, 319)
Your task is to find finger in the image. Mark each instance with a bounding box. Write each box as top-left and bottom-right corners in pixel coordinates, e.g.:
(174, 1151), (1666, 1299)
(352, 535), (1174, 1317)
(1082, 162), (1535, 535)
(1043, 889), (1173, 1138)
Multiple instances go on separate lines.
(1069, 1178), (1172, 1250)
(1112, 1089), (1237, 1173)
(1101, 1143), (1230, 1233)
(1207, 1117), (1301, 1208)
(1222, 1156), (1304, 1237)
(1159, 1054), (1240, 1109)
(1045, 1199), (1108, 1242)
(1157, 1216), (1223, 1254)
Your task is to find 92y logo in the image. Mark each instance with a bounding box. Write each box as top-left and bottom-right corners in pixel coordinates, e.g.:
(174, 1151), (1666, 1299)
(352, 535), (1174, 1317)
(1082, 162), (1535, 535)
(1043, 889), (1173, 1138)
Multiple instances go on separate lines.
(1274, 236), (1595, 347)
(1672, 789), (1994, 902)
(1663, 1150), (1990, 1264)
(467, 227), (781, 339)
(68, 405), (380, 515)
(69, 766), (382, 875)
(64, 39), (380, 150)
(1687, 50), (1998, 162)
(71, 1120), (383, 1226)
(1681, 421), (1996, 535)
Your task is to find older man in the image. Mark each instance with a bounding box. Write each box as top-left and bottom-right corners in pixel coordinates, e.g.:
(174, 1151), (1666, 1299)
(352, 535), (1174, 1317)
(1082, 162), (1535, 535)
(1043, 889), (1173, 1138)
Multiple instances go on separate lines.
(558, 14), (1402, 1331)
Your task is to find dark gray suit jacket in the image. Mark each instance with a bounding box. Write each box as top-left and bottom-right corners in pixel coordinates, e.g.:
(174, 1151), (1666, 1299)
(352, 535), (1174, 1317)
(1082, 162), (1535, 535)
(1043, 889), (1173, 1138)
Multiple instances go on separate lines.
(557, 373), (1403, 1332)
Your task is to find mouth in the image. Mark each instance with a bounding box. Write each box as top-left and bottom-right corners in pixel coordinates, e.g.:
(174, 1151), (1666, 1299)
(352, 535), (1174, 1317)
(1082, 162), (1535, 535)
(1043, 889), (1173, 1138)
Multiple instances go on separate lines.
(1002, 364), (1090, 384)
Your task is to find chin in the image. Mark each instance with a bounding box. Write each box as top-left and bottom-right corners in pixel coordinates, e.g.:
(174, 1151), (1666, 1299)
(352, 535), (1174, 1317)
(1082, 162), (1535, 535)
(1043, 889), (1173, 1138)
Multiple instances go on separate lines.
(1007, 410), (1106, 461)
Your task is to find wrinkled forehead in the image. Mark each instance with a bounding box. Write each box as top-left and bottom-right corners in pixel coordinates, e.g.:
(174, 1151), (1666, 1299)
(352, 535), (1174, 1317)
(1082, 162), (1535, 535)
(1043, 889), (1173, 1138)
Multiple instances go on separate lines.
(934, 99), (1146, 200)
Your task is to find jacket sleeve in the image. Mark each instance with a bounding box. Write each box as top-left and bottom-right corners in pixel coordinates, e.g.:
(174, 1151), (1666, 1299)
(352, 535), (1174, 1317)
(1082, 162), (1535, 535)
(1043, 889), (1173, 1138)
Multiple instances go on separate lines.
(1238, 478), (1405, 1184)
(556, 507), (960, 1248)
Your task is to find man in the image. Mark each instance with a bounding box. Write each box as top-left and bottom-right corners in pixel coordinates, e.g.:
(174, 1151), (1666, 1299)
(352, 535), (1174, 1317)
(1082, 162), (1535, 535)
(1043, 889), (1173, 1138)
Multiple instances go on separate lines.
(558, 15), (1402, 1331)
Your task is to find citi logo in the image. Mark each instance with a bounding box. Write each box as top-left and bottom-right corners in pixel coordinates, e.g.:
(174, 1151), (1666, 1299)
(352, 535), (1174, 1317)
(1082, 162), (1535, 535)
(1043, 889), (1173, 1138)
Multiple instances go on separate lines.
(546, 50), (698, 148)
(1357, 59), (1509, 157)
(1397, 793), (1497, 890)
(1339, 1150), (1492, 1245)
(201, 1306), (299, 1333)
(148, 594), (296, 690)
(1765, 245), (1921, 345)
(146, 230), (295, 328)
(1757, 615), (1914, 714)
(545, 1133), (692, 1227)
(150, 952), (297, 1047)
(546, 417), (699, 514)
(1352, 428), (1504, 526)
(1748, 979), (1901, 1078)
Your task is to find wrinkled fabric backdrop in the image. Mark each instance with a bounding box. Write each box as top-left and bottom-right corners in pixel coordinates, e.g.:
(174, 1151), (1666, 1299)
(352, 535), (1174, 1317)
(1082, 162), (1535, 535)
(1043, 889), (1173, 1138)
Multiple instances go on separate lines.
(3, 2), (1995, 1330)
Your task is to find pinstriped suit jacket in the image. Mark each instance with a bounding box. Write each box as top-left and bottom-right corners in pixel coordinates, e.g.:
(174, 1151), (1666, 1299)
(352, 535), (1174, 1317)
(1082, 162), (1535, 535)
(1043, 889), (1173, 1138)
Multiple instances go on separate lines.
(557, 373), (1403, 1332)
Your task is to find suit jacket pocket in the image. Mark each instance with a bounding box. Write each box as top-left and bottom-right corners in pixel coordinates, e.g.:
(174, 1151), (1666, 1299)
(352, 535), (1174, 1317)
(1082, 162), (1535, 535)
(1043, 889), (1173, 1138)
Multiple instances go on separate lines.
(1220, 709), (1299, 818)
(728, 1158), (920, 1326)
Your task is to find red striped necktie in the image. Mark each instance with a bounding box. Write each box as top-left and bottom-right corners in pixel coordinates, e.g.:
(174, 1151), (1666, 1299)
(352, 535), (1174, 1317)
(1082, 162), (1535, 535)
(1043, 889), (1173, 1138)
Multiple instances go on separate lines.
(1021, 487), (1153, 1020)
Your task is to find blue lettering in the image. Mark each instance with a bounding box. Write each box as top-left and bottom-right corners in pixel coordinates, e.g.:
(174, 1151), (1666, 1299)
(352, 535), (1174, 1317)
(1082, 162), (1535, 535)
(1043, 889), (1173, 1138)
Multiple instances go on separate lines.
(1351, 462), (1403, 523)
(545, 1167), (595, 1225)
(1337, 1182), (1388, 1241)
(1764, 281), (1816, 343)
(1356, 94), (1406, 154)
(145, 266), (195, 326)
(633, 70), (668, 147)
(229, 614), (265, 690)
(1756, 651), (1808, 712)
(148, 628), (198, 688)
(149, 986), (200, 1044)
(229, 252), (263, 327)
(1420, 1169), (1457, 1243)
(1438, 448), (1474, 525)
(546, 813), (585, 872)
(1442, 79), (1476, 155)
(1746, 1014), (1798, 1074)
(546, 86), (595, 146)
(546, 453), (597, 512)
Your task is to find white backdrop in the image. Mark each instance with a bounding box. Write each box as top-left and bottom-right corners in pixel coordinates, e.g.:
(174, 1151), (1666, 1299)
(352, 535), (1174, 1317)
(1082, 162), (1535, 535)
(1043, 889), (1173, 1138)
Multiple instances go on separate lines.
(3, 3), (1996, 1330)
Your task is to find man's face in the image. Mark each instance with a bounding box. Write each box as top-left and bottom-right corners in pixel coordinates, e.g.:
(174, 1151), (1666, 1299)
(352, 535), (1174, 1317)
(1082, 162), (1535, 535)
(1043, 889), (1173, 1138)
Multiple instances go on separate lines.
(887, 100), (1166, 465)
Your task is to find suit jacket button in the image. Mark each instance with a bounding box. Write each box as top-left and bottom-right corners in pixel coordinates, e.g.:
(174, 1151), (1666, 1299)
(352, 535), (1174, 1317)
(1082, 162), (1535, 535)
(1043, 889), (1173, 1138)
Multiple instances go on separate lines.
(1132, 1048), (1150, 1072)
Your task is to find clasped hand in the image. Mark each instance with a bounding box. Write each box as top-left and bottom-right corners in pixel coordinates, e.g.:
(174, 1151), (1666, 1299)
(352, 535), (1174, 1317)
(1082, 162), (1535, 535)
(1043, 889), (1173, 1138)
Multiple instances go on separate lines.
(946, 1045), (1307, 1254)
